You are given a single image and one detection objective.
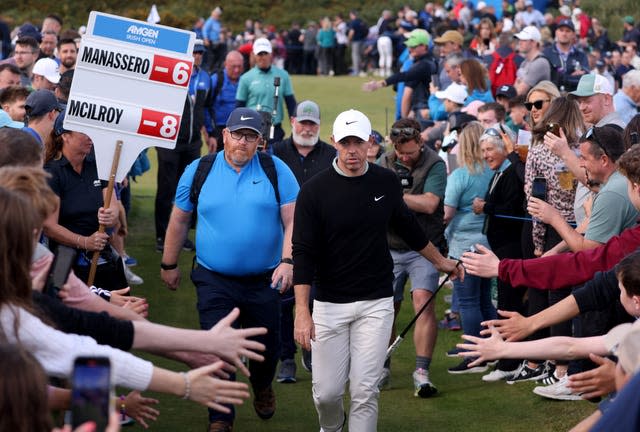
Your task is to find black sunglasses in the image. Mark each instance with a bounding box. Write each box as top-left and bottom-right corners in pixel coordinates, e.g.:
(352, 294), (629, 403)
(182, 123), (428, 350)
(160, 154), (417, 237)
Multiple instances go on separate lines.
(582, 127), (610, 158)
(524, 99), (550, 111)
(390, 127), (419, 139)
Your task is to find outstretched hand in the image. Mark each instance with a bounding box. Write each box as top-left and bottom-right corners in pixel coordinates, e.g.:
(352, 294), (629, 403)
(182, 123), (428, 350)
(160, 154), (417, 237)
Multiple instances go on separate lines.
(567, 353), (617, 399)
(187, 361), (251, 413)
(480, 310), (532, 342)
(208, 308), (267, 377)
(461, 244), (500, 278)
(457, 325), (507, 367)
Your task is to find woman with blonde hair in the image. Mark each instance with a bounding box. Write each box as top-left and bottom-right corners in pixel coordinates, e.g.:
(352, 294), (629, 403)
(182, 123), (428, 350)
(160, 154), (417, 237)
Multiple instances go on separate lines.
(444, 121), (496, 374)
(525, 80), (561, 129)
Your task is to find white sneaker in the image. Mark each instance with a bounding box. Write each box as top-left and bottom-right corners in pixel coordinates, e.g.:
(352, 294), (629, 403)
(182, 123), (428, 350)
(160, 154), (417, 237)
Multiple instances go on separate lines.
(532, 375), (582, 401)
(413, 368), (437, 398)
(123, 263), (144, 285)
(377, 367), (391, 390)
(482, 368), (519, 382)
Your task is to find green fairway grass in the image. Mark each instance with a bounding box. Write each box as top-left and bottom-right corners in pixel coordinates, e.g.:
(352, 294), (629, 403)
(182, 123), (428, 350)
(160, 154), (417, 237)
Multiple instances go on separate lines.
(121, 74), (593, 431)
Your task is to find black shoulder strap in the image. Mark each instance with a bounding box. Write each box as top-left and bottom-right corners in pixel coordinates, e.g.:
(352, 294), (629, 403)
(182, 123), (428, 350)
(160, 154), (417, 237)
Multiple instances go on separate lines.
(258, 152), (280, 205)
(189, 152), (281, 210)
(189, 153), (217, 210)
(212, 69), (224, 101)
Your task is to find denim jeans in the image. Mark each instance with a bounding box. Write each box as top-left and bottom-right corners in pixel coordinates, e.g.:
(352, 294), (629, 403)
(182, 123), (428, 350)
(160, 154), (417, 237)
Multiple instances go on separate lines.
(191, 265), (281, 424)
(453, 274), (496, 338)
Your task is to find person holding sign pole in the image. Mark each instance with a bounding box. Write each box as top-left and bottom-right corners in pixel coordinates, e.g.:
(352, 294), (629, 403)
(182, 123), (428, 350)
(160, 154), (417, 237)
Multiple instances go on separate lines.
(43, 111), (127, 291)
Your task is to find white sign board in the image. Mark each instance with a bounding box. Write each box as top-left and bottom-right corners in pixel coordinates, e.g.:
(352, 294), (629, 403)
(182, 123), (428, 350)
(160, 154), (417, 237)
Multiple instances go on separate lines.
(65, 11), (195, 182)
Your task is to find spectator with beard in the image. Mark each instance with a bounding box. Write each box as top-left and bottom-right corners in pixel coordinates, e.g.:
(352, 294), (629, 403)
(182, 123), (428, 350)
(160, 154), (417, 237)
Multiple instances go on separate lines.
(57, 38), (78, 74)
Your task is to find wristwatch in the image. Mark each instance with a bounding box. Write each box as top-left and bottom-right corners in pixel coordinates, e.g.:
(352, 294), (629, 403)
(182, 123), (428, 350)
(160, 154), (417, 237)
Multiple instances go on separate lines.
(280, 258), (294, 265)
(160, 262), (178, 270)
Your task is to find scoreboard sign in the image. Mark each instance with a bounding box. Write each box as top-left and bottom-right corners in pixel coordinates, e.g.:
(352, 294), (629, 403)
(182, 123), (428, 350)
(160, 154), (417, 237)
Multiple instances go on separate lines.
(65, 12), (195, 182)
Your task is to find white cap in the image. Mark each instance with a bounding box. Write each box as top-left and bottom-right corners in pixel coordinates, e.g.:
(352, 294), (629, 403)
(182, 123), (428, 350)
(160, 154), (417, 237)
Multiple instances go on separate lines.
(476, 1), (487, 10)
(332, 109), (372, 142)
(514, 25), (541, 42)
(435, 82), (468, 105)
(32, 58), (61, 84)
(252, 38), (272, 55)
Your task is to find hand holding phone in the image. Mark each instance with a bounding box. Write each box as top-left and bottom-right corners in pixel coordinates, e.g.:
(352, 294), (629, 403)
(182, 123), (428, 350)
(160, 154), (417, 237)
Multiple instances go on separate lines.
(46, 245), (77, 299)
(531, 177), (547, 201)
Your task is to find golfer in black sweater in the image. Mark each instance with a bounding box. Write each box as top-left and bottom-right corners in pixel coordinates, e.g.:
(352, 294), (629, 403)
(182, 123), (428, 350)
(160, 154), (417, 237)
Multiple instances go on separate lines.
(293, 109), (461, 431)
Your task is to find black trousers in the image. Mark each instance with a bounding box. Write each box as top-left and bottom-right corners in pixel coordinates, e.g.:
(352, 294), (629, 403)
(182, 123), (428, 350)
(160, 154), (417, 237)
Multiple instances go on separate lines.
(154, 145), (200, 240)
(522, 222), (573, 365)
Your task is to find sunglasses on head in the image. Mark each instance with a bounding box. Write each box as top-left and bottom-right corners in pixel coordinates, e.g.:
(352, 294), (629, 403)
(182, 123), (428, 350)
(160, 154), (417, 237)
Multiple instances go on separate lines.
(524, 99), (550, 111)
(483, 128), (501, 137)
(581, 127), (610, 158)
(390, 127), (419, 139)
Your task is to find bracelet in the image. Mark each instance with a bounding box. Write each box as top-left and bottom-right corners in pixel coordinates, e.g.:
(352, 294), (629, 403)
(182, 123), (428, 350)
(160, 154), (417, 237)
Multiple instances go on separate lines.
(119, 395), (126, 421)
(161, 262), (178, 270)
(280, 257), (293, 265)
(181, 371), (191, 400)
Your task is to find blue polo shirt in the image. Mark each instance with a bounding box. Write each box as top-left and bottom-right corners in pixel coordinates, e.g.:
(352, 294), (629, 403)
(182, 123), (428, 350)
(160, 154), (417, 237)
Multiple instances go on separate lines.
(175, 152), (299, 276)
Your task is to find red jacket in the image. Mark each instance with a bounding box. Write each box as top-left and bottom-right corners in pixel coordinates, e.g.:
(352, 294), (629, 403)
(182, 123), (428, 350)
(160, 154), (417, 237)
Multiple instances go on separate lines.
(499, 225), (640, 290)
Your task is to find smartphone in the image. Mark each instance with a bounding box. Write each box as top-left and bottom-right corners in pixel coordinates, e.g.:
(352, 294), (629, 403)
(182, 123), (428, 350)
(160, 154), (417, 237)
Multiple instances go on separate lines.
(531, 177), (547, 201)
(71, 356), (112, 430)
(46, 245), (77, 299)
(546, 122), (560, 136)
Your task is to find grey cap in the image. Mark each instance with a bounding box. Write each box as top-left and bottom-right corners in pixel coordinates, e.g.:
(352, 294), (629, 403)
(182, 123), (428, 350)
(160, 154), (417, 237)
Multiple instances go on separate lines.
(295, 100), (320, 124)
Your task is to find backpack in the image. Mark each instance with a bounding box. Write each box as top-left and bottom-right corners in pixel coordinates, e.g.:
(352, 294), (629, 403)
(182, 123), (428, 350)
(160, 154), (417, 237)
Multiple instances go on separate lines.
(189, 152), (280, 212)
(488, 51), (517, 97)
(210, 69), (224, 102)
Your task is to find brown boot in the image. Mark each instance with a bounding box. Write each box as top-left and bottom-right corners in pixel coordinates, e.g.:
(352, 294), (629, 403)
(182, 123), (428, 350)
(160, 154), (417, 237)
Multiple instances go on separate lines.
(208, 420), (233, 432)
(253, 385), (276, 419)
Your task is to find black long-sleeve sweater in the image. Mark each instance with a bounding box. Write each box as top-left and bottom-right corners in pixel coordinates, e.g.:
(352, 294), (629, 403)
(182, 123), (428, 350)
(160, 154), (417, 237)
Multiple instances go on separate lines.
(293, 164), (429, 303)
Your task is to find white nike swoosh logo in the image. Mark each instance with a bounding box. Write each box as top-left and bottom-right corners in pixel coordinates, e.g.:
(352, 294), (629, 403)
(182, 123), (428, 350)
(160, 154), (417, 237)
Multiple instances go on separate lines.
(240, 116), (254, 120)
(374, 195), (384, 201)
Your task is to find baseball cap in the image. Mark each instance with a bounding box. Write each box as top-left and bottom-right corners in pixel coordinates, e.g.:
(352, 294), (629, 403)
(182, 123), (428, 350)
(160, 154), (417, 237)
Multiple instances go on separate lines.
(623, 16), (635, 25)
(332, 109), (372, 142)
(570, 73), (613, 97)
(252, 38), (272, 55)
(514, 26), (541, 42)
(295, 100), (320, 124)
(53, 109), (69, 136)
(404, 29), (431, 47)
(603, 321), (640, 375)
(25, 90), (64, 117)
(32, 58), (61, 84)
(193, 39), (206, 53)
(434, 30), (463, 46)
(226, 108), (263, 135)
(435, 82), (468, 105)
(17, 23), (42, 43)
(557, 18), (575, 32)
(559, 5), (571, 17)
(524, 0), (533, 6)
(0, 110), (24, 129)
(371, 130), (384, 145)
(496, 85), (517, 100)
(461, 100), (485, 117)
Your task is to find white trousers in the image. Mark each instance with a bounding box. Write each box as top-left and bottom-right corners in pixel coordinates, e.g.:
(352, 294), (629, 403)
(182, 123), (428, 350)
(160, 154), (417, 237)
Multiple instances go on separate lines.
(377, 36), (393, 73)
(312, 297), (393, 432)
